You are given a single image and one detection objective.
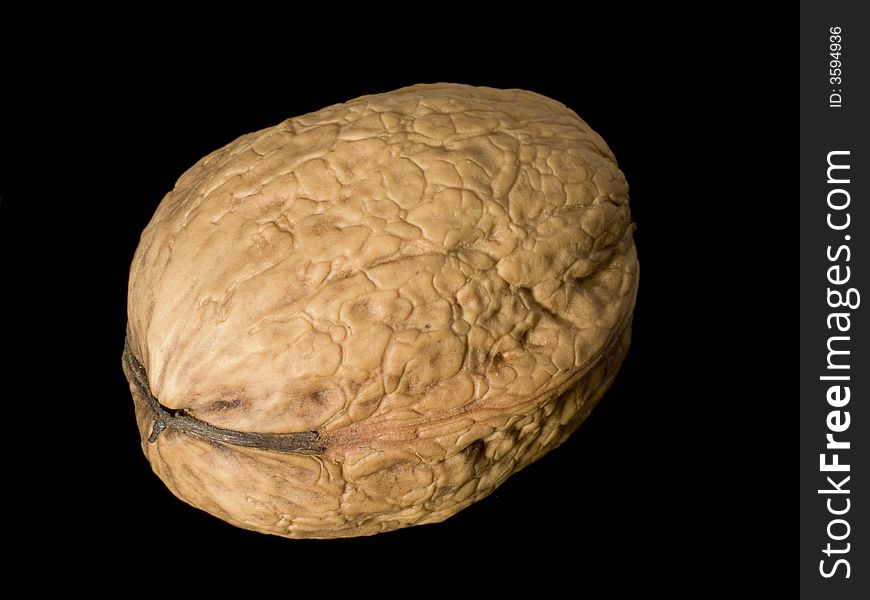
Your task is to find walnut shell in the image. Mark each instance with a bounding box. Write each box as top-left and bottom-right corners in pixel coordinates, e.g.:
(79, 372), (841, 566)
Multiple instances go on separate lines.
(124, 83), (638, 538)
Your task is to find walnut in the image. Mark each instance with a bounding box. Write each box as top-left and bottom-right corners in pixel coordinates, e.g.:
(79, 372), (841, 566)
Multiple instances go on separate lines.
(124, 83), (638, 538)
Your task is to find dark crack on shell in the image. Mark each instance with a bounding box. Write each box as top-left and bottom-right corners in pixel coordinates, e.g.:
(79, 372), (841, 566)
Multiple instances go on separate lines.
(123, 334), (324, 455)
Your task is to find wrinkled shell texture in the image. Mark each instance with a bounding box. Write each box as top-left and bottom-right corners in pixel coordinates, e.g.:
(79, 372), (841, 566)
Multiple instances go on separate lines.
(125, 83), (638, 538)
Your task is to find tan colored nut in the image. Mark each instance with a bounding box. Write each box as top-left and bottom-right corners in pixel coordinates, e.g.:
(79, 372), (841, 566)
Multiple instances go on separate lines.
(124, 83), (639, 538)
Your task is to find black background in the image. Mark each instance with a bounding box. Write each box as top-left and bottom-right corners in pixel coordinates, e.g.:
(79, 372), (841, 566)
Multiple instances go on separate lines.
(3, 11), (791, 592)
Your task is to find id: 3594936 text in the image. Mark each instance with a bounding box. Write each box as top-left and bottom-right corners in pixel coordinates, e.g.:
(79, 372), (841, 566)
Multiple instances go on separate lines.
(828, 26), (844, 109)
